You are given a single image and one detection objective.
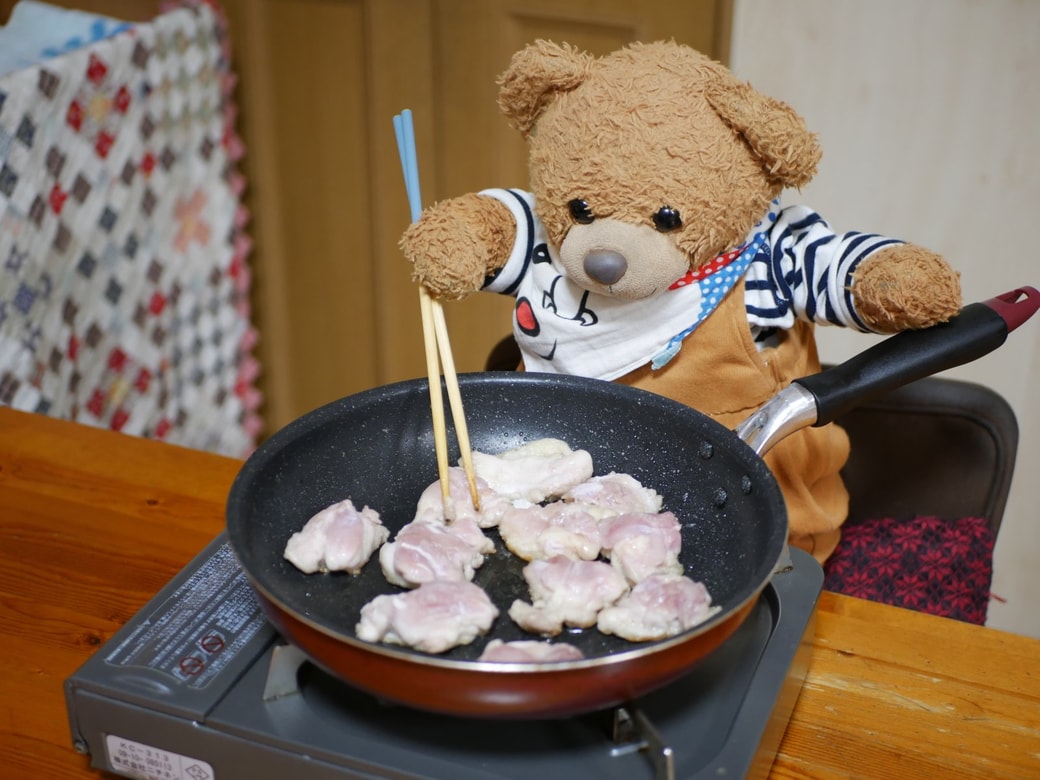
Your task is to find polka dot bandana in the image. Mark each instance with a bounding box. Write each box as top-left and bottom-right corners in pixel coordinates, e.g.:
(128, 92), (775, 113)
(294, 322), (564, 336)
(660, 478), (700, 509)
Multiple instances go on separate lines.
(651, 228), (767, 369)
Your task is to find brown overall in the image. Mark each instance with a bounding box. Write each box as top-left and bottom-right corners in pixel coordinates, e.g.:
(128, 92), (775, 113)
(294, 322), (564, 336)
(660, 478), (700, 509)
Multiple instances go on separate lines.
(617, 280), (850, 562)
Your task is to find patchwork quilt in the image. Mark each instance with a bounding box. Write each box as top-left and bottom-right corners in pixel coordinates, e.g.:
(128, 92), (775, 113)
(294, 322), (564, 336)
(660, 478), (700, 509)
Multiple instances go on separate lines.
(0, 0), (261, 456)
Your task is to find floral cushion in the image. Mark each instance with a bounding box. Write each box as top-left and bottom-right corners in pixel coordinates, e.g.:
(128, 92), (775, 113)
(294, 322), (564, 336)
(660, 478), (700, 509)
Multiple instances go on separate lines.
(823, 515), (995, 625)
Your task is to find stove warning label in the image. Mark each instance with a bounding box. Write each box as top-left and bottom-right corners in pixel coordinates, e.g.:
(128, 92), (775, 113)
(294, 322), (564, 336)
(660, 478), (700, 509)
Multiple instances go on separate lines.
(104, 542), (269, 689)
(105, 735), (215, 780)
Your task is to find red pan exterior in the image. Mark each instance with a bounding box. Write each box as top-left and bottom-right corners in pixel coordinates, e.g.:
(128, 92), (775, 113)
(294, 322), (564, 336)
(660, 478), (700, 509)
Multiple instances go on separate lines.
(254, 587), (756, 718)
(252, 586), (757, 719)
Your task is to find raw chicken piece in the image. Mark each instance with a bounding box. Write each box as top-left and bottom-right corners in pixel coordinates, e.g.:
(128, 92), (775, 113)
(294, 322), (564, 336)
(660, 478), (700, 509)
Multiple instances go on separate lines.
(508, 555), (629, 636)
(563, 472), (663, 519)
(415, 507), (496, 556)
(478, 639), (585, 663)
(498, 501), (601, 561)
(356, 581), (499, 654)
(597, 573), (720, 641)
(283, 498), (389, 574)
(599, 511), (683, 584)
(414, 466), (514, 528)
(379, 519), (490, 588)
(471, 438), (594, 503)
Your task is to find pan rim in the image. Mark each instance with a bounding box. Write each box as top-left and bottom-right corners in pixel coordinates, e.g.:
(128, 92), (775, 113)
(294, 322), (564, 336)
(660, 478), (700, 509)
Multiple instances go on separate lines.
(226, 372), (788, 674)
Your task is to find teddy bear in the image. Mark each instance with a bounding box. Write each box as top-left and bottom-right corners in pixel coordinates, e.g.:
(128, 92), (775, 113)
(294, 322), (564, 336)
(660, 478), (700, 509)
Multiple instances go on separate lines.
(399, 39), (962, 563)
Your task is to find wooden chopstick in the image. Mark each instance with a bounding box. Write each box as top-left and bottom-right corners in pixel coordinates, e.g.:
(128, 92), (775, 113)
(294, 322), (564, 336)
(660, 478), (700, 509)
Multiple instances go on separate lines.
(417, 286), (452, 511)
(393, 110), (481, 515)
(429, 295), (480, 511)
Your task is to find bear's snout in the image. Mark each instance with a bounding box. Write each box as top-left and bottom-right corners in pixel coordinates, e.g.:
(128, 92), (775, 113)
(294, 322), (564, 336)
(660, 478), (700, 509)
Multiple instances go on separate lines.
(558, 218), (690, 300)
(583, 250), (628, 285)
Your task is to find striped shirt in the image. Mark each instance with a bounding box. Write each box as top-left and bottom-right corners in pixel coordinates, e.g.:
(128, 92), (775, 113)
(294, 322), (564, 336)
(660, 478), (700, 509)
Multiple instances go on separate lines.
(482, 189), (900, 377)
(746, 202), (903, 344)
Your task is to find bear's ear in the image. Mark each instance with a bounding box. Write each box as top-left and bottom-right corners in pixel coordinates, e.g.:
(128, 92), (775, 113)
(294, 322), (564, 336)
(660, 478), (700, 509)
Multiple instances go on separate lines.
(705, 72), (822, 188)
(498, 40), (592, 138)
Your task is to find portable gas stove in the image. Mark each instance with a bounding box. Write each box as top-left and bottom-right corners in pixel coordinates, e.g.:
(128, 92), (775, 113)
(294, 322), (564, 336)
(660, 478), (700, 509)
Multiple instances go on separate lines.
(65, 534), (822, 780)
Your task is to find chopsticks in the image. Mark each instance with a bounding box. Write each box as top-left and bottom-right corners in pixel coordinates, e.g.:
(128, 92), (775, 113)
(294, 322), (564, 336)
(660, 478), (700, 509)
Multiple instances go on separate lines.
(393, 110), (481, 515)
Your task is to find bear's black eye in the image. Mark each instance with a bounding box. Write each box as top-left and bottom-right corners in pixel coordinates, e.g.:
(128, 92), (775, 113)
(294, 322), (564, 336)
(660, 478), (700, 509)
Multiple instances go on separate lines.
(652, 206), (682, 232)
(568, 199), (595, 225)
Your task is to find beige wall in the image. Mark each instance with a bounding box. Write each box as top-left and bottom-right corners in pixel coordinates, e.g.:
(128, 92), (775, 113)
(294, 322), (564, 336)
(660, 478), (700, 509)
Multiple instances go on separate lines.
(731, 0), (1040, 638)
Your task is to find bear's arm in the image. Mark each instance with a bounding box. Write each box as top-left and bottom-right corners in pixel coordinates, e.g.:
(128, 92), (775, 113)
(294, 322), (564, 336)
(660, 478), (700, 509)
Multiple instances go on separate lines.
(748, 204), (932, 333)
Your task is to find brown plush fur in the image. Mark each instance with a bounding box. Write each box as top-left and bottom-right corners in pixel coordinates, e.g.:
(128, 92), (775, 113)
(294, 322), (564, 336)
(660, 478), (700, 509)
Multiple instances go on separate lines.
(405, 193), (515, 299)
(509, 41), (812, 278)
(853, 244), (961, 331)
(398, 40), (963, 561)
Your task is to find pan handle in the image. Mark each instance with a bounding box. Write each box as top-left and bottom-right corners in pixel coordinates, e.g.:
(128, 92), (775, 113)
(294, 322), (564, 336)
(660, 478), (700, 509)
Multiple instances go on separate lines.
(735, 286), (1040, 456)
(799, 286), (1039, 426)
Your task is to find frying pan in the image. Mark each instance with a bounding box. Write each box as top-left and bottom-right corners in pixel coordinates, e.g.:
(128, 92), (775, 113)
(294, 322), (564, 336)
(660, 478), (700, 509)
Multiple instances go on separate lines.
(226, 287), (1038, 719)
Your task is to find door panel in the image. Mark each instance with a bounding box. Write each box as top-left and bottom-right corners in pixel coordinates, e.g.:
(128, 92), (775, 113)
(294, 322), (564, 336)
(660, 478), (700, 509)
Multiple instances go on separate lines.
(1, 0), (731, 432)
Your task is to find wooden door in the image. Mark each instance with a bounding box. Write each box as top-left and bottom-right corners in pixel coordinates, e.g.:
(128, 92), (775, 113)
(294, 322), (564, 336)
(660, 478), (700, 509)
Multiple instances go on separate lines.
(1, 0), (732, 433)
(225, 0), (732, 432)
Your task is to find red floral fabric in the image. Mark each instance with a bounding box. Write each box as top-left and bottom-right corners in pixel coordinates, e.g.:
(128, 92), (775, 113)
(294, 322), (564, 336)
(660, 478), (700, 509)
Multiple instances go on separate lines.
(823, 516), (994, 625)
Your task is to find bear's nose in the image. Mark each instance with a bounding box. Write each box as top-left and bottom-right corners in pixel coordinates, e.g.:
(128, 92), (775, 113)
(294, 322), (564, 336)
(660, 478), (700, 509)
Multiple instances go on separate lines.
(584, 250), (628, 285)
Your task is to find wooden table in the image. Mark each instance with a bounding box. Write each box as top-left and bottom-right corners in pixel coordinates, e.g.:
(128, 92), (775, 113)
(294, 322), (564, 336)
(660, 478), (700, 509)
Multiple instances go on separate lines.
(1, 406), (1038, 779)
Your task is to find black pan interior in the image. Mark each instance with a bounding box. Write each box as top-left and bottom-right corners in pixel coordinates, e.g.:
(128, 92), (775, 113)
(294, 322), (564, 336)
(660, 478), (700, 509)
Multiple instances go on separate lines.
(226, 372), (788, 664)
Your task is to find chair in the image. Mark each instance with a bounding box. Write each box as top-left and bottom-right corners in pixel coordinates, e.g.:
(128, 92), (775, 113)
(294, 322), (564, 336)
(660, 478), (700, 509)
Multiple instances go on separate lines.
(824, 374), (1016, 624)
(838, 375), (1016, 537)
(485, 336), (1018, 624)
